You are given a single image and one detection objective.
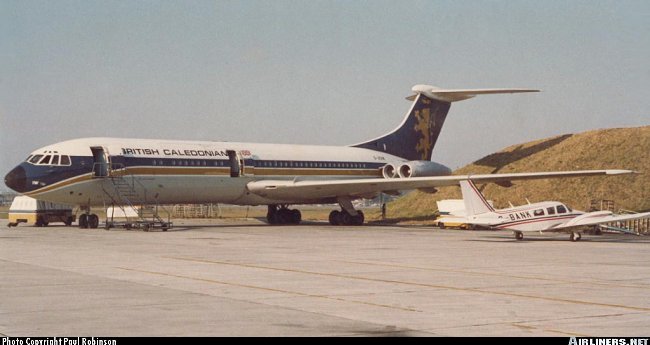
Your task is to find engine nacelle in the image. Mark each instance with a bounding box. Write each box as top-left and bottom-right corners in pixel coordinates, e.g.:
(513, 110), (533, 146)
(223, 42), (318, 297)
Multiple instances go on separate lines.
(381, 163), (399, 179)
(397, 161), (452, 178)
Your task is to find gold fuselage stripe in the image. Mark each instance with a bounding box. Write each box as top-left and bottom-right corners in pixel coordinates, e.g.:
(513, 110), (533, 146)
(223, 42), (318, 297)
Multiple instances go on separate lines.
(24, 166), (382, 197)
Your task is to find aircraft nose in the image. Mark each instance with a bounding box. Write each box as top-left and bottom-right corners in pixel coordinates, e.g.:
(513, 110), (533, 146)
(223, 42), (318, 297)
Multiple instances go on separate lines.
(5, 165), (27, 193)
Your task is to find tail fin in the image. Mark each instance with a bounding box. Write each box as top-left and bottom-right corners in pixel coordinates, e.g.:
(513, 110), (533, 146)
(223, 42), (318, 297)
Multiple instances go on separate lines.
(459, 180), (495, 216)
(352, 84), (539, 161)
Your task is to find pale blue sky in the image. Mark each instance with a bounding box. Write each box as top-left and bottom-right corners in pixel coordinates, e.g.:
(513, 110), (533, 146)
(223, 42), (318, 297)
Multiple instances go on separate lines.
(1, 1), (649, 182)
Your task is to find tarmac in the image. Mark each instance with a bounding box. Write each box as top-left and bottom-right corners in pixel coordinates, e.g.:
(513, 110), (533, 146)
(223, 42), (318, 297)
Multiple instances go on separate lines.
(1, 218), (649, 337)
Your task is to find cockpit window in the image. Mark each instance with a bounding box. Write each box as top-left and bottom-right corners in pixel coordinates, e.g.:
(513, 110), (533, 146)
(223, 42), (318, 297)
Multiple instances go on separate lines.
(29, 155), (44, 164)
(27, 154), (72, 166)
(557, 205), (567, 214)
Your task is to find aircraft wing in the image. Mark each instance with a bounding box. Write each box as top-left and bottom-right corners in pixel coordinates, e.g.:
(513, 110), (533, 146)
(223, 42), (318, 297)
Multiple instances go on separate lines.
(549, 211), (650, 231)
(247, 169), (633, 202)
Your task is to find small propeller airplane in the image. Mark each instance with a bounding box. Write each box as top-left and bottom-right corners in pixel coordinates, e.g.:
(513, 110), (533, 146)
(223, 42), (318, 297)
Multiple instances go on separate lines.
(436, 180), (650, 241)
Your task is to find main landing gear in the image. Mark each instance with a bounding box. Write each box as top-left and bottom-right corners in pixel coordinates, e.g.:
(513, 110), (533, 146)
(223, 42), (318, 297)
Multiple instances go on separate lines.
(570, 232), (582, 242)
(514, 231), (524, 240)
(328, 209), (364, 226)
(329, 197), (364, 226)
(267, 205), (302, 225)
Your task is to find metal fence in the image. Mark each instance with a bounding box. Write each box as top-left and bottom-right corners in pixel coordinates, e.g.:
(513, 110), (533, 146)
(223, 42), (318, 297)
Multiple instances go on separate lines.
(0, 192), (17, 206)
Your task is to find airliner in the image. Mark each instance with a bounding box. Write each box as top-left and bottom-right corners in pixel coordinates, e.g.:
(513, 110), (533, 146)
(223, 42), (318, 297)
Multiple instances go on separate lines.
(3, 84), (633, 229)
(437, 180), (650, 241)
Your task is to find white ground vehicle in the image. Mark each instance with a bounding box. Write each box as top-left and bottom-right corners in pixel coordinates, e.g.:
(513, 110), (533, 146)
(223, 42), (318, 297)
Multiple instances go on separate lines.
(7, 196), (75, 227)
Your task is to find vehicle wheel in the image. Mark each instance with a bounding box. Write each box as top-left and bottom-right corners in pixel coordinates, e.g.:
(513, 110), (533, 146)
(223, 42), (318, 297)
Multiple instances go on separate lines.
(291, 209), (302, 225)
(79, 214), (88, 229)
(515, 232), (524, 240)
(438, 222), (445, 229)
(329, 210), (341, 225)
(65, 216), (73, 226)
(8, 222), (15, 228)
(88, 214), (99, 229)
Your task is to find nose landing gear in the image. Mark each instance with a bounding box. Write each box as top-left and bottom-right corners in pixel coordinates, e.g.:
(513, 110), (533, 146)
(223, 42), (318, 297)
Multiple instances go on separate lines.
(79, 213), (99, 229)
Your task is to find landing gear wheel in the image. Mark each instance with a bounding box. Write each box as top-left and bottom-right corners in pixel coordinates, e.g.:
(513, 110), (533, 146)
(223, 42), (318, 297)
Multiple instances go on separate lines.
(88, 214), (99, 229)
(352, 210), (364, 226)
(341, 211), (352, 225)
(570, 232), (581, 242)
(438, 222), (445, 229)
(79, 214), (89, 229)
(290, 209), (302, 225)
(267, 205), (280, 225)
(329, 210), (341, 225)
(515, 232), (524, 240)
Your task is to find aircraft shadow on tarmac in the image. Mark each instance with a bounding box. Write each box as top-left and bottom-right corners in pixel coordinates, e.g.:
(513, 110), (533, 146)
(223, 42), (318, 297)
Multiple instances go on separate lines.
(466, 233), (650, 244)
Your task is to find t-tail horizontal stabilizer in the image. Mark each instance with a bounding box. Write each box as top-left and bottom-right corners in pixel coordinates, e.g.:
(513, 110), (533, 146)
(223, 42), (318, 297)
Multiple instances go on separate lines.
(355, 84), (539, 161)
(406, 85), (540, 102)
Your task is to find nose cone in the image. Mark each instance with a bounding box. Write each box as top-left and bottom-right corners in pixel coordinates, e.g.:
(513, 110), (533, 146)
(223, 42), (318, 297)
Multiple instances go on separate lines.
(5, 165), (27, 193)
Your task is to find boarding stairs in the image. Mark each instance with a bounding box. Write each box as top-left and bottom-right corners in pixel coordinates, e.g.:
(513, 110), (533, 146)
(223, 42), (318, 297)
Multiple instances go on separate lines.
(97, 163), (172, 231)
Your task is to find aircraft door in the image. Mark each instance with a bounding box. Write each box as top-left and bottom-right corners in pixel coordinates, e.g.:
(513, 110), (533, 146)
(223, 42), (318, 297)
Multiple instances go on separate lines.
(226, 150), (243, 177)
(90, 146), (111, 177)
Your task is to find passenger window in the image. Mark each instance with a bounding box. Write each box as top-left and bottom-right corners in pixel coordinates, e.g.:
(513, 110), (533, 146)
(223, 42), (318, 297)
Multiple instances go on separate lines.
(533, 209), (544, 216)
(51, 155), (59, 165)
(547, 207), (555, 215)
(557, 205), (567, 214)
(30, 155), (44, 164)
(60, 155), (70, 165)
(40, 155), (51, 165)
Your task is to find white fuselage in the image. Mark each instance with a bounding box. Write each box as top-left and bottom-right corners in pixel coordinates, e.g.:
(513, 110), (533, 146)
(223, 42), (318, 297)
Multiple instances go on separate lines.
(468, 201), (584, 232)
(13, 137), (411, 207)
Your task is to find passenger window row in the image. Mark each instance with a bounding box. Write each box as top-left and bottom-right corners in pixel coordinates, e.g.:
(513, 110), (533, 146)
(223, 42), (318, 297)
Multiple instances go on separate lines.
(27, 154), (71, 166)
(259, 161), (367, 169)
(149, 159), (368, 169)
(534, 205), (572, 216)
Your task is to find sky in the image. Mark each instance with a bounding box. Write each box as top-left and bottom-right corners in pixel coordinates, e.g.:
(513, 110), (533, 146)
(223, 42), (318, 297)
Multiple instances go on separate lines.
(1, 0), (649, 186)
